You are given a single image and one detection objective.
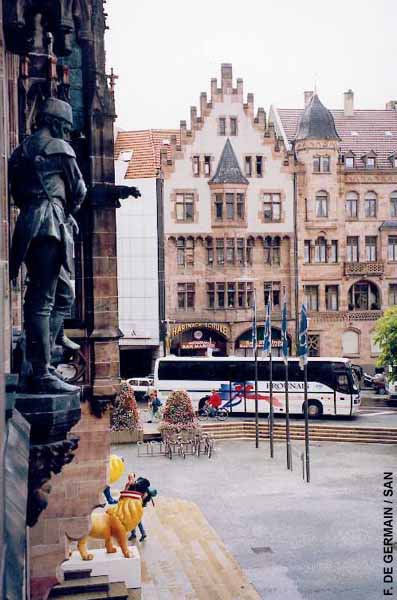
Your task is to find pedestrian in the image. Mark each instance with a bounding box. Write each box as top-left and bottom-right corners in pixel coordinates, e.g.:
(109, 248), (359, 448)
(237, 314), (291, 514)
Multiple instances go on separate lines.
(207, 389), (221, 416)
(125, 473), (149, 542)
(147, 388), (162, 422)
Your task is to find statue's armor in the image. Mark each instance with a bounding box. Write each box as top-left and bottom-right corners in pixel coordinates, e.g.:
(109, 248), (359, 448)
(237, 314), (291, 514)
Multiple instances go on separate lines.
(9, 130), (86, 280)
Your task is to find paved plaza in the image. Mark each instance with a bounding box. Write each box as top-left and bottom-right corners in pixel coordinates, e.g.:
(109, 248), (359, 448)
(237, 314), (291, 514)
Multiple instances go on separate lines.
(113, 439), (396, 599)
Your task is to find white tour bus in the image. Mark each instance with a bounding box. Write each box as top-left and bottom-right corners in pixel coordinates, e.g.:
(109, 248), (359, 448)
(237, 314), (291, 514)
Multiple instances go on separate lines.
(154, 356), (361, 418)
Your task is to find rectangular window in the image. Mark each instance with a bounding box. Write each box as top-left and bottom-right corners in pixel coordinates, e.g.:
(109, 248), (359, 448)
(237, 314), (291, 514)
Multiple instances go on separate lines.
(330, 240), (338, 263)
(230, 117), (237, 136)
(263, 193), (281, 222)
(389, 284), (397, 305)
(237, 238), (245, 265)
(176, 193), (194, 222)
(304, 285), (319, 311)
(246, 282), (253, 307)
(193, 156), (200, 176)
(365, 236), (377, 261)
(226, 238), (235, 264)
(346, 195), (358, 218)
(177, 239), (185, 266)
(256, 156), (263, 177)
(247, 239), (254, 265)
(204, 155), (211, 176)
(304, 240), (311, 263)
(264, 282), (280, 308)
(365, 197), (377, 217)
(315, 239), (327, 263)
(217, 282), (225, 308)
(207, 283), (215, 308)
(219, 117), (226, 135)
(315, 194), (328, 217)
(237, 193), (245, 219)
(207, 239), (214, 265)
(391, 194), (397, 217)
(245, 156), (252, 177)
(238, 282), (245, 307)
(177, 283), (195, 309)
(273, 282), (281, 309)
(216, 238), (224, 265)
(226, 193), (234, 219)
(272, 241), (281, 266)
(321, 156), (330, 172)
(388, 236), (397, 261)
(326, 285), (339, 311)
(366, 157), (375, 168)
(345, 156), (354, 169)
(313, 157), (320, 173)
(347, 237), (359, 262)
(227, 282), (236, 307)
(215, 194), (223, 220)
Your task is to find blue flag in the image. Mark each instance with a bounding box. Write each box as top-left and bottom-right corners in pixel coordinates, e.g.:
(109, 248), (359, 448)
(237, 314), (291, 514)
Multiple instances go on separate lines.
(298, 303), (308, 369)
(263, 300), (272, 356)
(281, 295), (288, 365)
(252, 292), (257, 353)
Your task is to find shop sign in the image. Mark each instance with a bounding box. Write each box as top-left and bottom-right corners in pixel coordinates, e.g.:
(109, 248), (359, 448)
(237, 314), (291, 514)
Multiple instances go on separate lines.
(170, 322), (229, 338)
(239, 339), (282, 349)
(181, 341), (215, 350)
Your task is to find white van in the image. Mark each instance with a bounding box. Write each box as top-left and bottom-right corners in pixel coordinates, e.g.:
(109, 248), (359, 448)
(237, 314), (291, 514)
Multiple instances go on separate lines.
(126, 377), (153, 401)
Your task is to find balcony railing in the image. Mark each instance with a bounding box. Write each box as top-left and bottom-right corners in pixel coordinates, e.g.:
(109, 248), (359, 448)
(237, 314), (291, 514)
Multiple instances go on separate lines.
(309, 310), (383, 322)
(344, 261), (384, 276)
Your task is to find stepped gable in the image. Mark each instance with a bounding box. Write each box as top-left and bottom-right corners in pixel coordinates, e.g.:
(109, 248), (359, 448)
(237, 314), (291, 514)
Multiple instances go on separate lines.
(278, 104), (397, 169)
(209, 138), (249, 185)
(295, 94), (340, 141)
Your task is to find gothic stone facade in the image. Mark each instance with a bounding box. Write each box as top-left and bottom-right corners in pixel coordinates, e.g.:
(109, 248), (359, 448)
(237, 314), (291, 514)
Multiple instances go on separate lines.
(273, 92), (397, 369)
(161, 64), (296, 357)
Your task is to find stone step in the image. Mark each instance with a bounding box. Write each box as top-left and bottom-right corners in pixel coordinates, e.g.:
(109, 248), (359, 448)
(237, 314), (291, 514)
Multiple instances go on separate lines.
(201, 423), (397, 435)
(49, 575), (109, 597)
(63, 569), (93, 581)
(208, 433), (396, 443)
(49, 581), (129, 600)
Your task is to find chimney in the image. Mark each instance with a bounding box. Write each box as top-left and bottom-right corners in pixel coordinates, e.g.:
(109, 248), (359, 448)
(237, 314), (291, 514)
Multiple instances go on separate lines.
(344, 89), (354, 117)
(386, 100), (397, 111)
(304, 91), (313, 106)
(221, 63), (233, 93)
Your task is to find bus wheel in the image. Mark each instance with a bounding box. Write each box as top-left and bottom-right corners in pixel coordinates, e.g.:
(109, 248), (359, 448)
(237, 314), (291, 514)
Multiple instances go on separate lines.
(306, 401), (323, 418)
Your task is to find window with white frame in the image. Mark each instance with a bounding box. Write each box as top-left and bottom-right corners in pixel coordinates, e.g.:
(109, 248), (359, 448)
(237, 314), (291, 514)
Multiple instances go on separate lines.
(177, 283), (195, 309)
(214, 192), (245, 222)
(263, 193), (281, 222)
(389, 284), (397, 305)
(342, 330), (359, 355)
(204, 155), (211, 177)
(230, 117), (238, 136)
(330, 240), (338, 263)
(175, 193), (194, 222)
(313, 155), (330, 173)
(314, 237), (327, 263)
(365, 236), (377, 261)
(388, 236), (397, 261)
(304, 240), (311, 263)
(219, 117), (226, 136)
(193, 155), (200, 176)
(304, 285), (319, 311)
(326, 285), (339, 311)
(364, 192), (377, 217)
(347, 237), (359, 262)
(346, 191), (358, 218)
(391, 191), (397, 217)
(256, 156), (263, 177)
(264, 282), (281, 309)
(345, 156), (354, 169)
(315, 191), (328, 217)
(245, 156), (252, 177)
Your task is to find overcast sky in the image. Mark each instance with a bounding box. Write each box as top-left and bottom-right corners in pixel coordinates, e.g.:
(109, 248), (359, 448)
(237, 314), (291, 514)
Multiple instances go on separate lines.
(106, 0), (397, 131)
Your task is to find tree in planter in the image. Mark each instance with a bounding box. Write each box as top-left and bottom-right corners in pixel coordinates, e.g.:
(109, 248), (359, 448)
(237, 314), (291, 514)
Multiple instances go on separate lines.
(374, 307), (397, 381)
(111, 381), (142, 432)
(160, 389), (198, 436)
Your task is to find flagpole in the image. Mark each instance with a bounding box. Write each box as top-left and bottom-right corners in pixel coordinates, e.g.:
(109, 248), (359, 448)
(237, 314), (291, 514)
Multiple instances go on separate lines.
(253, 287), (259, 448)
(304, 361), (310, 482)
(282, 288), (292, 471)
(269, 344), (274, 458)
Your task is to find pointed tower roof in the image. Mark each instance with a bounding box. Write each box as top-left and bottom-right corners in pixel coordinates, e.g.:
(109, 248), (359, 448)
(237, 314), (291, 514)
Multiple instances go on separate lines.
(209, 139), (249, 184)
(295, 94), (340, 141)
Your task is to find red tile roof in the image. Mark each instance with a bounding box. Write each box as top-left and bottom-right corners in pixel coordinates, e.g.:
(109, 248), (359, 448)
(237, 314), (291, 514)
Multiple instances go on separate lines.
(115, 129), (180, 178)
(277, 108), (397, 169)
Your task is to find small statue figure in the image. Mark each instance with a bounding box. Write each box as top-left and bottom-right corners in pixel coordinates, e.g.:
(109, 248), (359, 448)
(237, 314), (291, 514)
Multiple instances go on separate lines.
(9, 97), (87, 394)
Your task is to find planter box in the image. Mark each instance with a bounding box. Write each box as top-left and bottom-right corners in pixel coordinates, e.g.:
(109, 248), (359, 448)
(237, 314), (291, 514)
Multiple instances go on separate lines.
(110, 429), (143, 444)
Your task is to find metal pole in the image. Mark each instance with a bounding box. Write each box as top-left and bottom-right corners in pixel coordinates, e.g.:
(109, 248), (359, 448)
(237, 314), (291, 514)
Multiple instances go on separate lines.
(285, 360), (292, 470)
(254, 345), (259, 448)
(304, 362), (310, 483)
(269, 350), (274, 458)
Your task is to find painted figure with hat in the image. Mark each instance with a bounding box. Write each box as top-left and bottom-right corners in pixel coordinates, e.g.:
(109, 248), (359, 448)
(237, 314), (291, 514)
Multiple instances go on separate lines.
(9, 97), (87, 394)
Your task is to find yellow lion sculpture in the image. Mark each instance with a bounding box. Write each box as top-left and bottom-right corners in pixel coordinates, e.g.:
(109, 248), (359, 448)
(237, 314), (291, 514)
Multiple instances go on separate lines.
(76, 490), (144, 561)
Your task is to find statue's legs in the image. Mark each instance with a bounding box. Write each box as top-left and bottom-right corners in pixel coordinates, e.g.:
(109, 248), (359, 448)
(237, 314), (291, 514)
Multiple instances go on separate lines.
(24, 237), (79, 393)
(51, 267), (80, 352)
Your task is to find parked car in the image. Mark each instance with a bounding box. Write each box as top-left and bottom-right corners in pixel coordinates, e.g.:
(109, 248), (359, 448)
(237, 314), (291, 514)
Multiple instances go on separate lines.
(126, 377), (153, 401)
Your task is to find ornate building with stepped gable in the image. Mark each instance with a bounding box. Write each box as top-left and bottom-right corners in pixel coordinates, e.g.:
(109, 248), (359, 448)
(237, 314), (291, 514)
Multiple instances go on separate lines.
(271, 91), (397, 368)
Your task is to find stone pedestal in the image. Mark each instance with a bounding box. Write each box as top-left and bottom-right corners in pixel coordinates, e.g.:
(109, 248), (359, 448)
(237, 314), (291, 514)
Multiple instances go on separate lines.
(61, 546), (141, 589)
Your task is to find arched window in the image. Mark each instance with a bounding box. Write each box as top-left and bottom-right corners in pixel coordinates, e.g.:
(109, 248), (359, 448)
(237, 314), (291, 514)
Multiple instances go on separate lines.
(315, 191), (328, 218)
(186, 237), (195, 265)
(348, 281), (380, 311)
(346, 191), (358, 218)
(391, 191), (397, 218)
(272, 237), (281, 266)
(364, 191), (377, 218)
(247, 238), (254, 265)
(206, 237), (214, 265)
(314, 236), (327, 263)
(342, 330), (360, 355)
(264, 236), (272, 265)
(176, 237), (185, 266)
(370, 332), (380, 355)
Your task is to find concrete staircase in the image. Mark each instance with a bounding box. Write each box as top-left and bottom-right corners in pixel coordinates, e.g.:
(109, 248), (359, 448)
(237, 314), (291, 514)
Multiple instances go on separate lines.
(199, 421), (397, 444)
(48, 569), (139, 600)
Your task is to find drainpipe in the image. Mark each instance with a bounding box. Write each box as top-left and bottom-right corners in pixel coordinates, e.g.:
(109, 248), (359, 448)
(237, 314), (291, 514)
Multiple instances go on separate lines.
(293, 171), (299, 353)
(156, 172), (166, 356)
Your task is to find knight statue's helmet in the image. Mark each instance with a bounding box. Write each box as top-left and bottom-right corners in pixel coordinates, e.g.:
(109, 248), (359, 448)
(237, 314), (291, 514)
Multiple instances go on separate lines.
(40, 97), (73, 127)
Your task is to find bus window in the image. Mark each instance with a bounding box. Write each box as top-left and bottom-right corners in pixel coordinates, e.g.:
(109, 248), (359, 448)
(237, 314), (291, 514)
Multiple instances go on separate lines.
(335, 373), (350, 394)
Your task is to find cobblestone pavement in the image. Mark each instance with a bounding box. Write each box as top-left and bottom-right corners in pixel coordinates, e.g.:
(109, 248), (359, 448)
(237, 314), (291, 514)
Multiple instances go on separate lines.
(114, 440), (395, 600)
